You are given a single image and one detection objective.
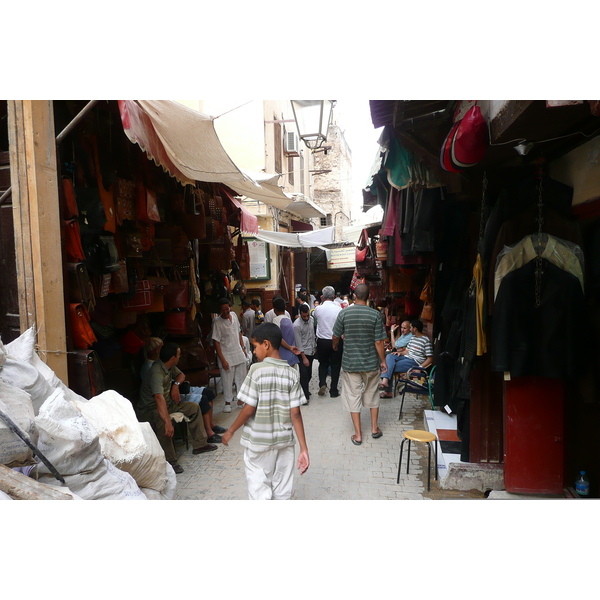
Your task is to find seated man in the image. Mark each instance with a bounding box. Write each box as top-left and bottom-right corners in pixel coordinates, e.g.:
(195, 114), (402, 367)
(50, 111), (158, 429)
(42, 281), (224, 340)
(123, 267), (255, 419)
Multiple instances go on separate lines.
(141, 337), (226, 444)
(137, 342), (218, 474)
(379, 319), (433, 397)
(388, 319), (413, 354)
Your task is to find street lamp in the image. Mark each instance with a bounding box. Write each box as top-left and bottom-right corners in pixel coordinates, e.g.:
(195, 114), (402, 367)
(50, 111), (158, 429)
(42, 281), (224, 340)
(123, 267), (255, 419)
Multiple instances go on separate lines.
(290, 100), (335, 150)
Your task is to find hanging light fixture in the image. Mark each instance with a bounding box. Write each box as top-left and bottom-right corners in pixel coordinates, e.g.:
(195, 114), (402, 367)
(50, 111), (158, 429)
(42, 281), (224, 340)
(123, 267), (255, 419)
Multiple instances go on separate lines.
(290, 100), (335, 150)
(514, 141), (535, 156)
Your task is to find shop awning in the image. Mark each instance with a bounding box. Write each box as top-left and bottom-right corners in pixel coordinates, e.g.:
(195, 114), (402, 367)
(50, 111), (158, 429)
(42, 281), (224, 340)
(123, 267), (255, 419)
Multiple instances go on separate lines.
(253, 227), (335, 248)
(118, 100), (254, 187)
(218, 186), (259, 235)
(284, 194), (327, 218)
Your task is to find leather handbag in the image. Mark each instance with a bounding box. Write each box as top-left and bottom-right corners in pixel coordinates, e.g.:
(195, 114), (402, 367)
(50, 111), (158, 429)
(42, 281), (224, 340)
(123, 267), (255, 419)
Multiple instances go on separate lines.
(164, 309), (188, 335)
(115, 178), (136, 225)
(62, 177), (79, 218)
(67, 262), (96, 311)
(70, 303), (97, 349)
(164, 268), (189, 310)
(420, 268), (434, 302)
(136, 183), (161, 224)
(420, 301), (434, 322)
(178, 338), (209, 371)
(65, 219), (86, 262)
(120, 329), (145, 354)
(91, 135), (116, 233)
(355, 229), (376, 276)
(120, 278), (153, 311)
(112, 260), (129, 294)
(69, 349), (105, 399)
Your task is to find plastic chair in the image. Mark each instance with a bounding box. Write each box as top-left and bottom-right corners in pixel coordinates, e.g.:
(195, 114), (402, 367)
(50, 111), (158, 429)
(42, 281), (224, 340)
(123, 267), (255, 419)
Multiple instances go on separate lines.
(398, 366), (436, 419)
(170, 412), (190, 450)
(396, 429), (438, 491)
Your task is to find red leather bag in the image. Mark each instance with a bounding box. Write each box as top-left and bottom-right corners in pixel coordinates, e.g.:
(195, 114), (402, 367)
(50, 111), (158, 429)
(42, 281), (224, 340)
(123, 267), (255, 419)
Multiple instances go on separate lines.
(120, 278), (153, 312)
(136, 183), (161, 224)
(164, 310), (188, 335)
(164, 268), (189, 310)
(70, 303), (97, 349)
(65, 219), (86, 262)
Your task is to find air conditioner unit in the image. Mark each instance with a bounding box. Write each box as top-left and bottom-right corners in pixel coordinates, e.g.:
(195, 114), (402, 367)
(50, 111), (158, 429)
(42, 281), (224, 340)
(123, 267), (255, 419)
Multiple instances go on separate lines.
(285, 131), (300, 156)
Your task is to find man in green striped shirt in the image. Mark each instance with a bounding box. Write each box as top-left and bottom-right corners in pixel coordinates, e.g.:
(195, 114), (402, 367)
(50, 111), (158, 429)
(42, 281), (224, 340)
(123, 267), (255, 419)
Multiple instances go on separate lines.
(222, 323), (309, 500)
(332, 284), (387, 446)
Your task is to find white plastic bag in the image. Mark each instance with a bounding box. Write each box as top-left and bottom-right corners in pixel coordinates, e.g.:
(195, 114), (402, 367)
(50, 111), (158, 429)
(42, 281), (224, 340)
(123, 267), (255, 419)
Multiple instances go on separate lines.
(117, 422), (167, 492)
(35, 389), (103, 476)
(74, 390), (147, 464)
(0, 380), (36, 466)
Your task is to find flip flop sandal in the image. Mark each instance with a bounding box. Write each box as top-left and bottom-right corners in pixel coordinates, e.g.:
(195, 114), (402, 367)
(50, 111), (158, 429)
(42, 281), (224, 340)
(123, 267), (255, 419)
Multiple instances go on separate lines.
(379, 391), (393, 398)
(372, 430), (383, 439)
(351, 435), (362, 446)
(378, 383), (388, 390)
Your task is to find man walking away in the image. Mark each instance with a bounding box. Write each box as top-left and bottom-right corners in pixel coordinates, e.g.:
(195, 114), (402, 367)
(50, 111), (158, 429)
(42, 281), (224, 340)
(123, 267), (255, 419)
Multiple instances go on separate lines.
(312, 285), (342, 397)
(293, 303), (317, 403)
(332, 284), (387, 445)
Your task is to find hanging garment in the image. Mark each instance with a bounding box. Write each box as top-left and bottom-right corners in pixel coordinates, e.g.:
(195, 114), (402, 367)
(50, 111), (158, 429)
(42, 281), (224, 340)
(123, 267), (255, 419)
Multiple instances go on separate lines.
(472, 254), (486, 356)
(491, 259), (585, 379)
(494, 233), (584, 300)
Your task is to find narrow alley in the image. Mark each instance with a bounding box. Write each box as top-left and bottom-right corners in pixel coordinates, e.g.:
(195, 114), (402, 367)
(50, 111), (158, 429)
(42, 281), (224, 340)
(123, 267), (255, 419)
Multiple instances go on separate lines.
(173, 361), (485, 501)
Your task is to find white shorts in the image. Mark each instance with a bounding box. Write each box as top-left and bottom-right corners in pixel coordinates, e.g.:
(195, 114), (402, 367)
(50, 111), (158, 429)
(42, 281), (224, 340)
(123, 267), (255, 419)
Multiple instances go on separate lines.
(340, 370), (381, 412)
(244, 445), (295, 500)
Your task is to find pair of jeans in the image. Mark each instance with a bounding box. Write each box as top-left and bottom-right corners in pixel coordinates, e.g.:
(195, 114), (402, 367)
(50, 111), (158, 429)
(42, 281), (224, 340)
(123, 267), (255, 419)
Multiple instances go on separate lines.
(381, 354), (418, 390)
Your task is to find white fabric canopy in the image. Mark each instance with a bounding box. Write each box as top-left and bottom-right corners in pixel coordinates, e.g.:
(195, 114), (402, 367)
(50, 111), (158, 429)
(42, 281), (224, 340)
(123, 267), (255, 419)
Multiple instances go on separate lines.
(253, 227), (335, 248)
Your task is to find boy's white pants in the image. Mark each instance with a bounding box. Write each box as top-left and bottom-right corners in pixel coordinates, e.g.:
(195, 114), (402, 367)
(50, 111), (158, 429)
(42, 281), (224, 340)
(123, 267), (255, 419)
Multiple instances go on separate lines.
(244, 445), (295, 500)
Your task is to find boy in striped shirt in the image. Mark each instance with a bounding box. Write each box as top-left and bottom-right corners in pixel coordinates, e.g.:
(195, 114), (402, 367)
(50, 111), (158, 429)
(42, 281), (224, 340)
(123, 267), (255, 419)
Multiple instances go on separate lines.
(222, 323), (310, 500)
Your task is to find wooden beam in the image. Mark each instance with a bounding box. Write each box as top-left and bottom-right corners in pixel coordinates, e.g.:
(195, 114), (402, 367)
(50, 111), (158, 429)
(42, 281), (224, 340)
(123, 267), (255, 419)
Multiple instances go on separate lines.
(0, 465), (73, 500)
(7, 101), (68, 383)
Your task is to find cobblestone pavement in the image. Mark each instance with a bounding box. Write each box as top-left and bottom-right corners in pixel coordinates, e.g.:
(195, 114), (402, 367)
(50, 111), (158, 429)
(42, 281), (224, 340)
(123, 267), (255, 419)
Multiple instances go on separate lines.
(174, 362), (485, 500)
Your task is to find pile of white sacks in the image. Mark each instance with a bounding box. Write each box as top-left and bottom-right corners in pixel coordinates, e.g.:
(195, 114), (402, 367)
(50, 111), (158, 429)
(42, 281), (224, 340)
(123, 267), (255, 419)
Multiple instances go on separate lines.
(0, 327), (176, 500)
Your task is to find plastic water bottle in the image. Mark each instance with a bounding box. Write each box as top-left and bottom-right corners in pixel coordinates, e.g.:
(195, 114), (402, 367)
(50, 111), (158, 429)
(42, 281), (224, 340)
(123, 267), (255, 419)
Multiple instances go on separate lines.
(575, 471), (590, 497)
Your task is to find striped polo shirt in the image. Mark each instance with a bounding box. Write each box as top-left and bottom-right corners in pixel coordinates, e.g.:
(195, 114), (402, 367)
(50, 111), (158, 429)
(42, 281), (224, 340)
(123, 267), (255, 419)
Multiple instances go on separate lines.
(405, 334), (433, 364)
(332, 304), (387, 372)
(237, 357), (304, 452)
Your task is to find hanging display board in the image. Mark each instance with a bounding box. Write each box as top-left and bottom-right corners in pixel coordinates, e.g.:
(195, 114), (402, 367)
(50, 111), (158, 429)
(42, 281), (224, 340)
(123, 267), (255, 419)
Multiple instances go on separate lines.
(245, 238), (271, 280)
(327, 245), (356, 270)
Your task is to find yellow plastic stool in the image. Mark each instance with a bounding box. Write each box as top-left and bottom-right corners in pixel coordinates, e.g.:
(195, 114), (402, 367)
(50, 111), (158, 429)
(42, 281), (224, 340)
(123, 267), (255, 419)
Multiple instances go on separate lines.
(396, 429), (438, 491)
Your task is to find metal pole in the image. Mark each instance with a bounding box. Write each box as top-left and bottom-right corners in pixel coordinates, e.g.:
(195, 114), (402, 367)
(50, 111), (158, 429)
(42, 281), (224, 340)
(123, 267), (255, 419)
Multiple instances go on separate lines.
(0, 407), (65, 484)
(55, 100), (98, 144)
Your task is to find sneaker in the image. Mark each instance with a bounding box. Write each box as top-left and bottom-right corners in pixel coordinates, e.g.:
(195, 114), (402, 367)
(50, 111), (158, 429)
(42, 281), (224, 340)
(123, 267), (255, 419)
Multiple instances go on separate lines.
(169, 462), (184, 474)
(223, 403), (232, 413)
(318, 385), (327, 396)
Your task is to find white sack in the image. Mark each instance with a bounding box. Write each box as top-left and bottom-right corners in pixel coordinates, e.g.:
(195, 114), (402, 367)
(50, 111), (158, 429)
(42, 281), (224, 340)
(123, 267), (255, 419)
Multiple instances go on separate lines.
(35, 388), (103, 476)
(0, 359), (54, 416)
(38, 457), (147, 500)
(118, 422), (167, 492)
(141, 461), (177, 500)
(74, 390), (147, 464)
(0, 380), (36, 466)
(6, 327), (87, 405)
(0, 340), (7, 367)
(0, 490), (12, 500)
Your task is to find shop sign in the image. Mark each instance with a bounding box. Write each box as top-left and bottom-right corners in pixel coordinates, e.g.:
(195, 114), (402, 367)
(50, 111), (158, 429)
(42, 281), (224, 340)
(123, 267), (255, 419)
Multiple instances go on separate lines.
(327, 246), (356, 270)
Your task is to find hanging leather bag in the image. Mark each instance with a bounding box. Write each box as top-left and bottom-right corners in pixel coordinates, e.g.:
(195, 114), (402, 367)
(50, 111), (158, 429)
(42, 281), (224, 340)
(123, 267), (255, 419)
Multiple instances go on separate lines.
(420, 268), (434, 302)
(70, 303), (97, 349)
(136, 182), (161, 224)
(115, 178), (136, 225)
(164, 309), (188, 335)
(65, 219), (86, 262)
(67, 263), (96, 312)
(164, 267), (189, 310)
(355, 229), (376, 276)
(120, 262), (153, 312)
(420, 301), (434, 322)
